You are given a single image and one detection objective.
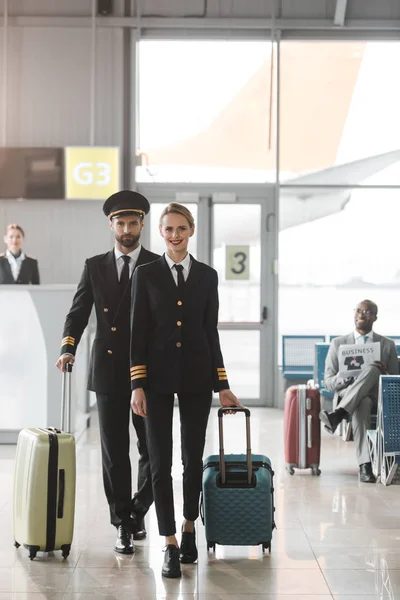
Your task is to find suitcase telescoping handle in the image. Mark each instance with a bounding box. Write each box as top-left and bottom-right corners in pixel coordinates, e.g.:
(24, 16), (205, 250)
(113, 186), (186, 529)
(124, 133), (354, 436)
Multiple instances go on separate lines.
(218, 407), (252, 485)
(61, 363), (73, 433)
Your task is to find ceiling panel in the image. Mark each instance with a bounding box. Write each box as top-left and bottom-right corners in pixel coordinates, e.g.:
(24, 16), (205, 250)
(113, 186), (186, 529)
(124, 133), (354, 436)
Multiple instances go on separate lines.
(3, 0), (125, 17)
(139, 0), (207, 17)
(281, 0), (335, 20)
(346, 0), (400, 20)
(1, 0), (400, 25)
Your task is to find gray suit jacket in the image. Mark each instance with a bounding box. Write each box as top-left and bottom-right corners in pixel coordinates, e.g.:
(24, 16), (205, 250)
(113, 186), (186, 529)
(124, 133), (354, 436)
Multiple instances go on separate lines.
(324, 332), (399, 404)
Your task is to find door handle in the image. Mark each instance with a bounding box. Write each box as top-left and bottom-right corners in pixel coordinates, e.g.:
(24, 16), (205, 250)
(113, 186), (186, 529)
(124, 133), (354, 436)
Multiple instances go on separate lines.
(262, 306), (267, 321)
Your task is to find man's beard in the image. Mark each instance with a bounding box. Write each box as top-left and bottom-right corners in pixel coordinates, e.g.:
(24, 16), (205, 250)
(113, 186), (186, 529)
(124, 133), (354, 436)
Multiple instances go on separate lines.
(117, 233), (140, 249)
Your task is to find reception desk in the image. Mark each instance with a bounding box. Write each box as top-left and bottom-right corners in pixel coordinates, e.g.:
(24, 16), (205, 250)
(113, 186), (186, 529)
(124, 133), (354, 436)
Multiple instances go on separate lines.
(0, 285), (92, 443)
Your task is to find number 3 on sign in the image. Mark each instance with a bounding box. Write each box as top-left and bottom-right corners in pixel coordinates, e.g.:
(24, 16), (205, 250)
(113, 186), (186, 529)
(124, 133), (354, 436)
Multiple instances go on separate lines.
(225, 245), (250, 280)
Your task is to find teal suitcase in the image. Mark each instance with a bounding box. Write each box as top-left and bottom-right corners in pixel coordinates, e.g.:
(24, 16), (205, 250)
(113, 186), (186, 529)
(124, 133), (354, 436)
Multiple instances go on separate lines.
(201, 407), (275, 552)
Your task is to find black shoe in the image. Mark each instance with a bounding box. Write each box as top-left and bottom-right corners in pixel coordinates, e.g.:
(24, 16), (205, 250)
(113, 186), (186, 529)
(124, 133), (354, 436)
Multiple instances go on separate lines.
(162, 545), (181, 578)
(132, 517), (147, 541)
(319, 409), (343, 434)
(180, 528), (198, 564)
(359, 462), (376, 483)
(114, 525), (134, 554)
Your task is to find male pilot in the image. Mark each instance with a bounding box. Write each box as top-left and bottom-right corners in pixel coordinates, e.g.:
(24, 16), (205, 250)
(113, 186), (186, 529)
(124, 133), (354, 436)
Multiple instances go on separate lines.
(320, 300), (398, 483)
(57, 190), (159, 553)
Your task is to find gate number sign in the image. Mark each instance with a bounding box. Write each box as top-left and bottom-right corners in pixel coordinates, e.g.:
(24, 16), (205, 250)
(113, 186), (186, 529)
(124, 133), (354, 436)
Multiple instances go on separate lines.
(225, 245), (250, 281)
(65, 147), (120, 200)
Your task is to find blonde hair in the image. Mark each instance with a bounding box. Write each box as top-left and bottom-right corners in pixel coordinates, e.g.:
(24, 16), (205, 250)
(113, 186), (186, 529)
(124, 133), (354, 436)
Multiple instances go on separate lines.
(159, 203), (195, 229)
(5, 223), (25, 237)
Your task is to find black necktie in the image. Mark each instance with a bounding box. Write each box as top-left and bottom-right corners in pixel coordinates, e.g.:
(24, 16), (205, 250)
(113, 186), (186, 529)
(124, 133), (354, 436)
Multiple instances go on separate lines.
(174, 264), (185, 289)
(120, 255), (131, 289)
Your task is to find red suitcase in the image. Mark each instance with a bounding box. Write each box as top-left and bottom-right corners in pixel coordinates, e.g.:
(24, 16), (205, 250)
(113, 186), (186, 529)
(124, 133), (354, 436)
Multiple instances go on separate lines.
(284, 384), (321, 476)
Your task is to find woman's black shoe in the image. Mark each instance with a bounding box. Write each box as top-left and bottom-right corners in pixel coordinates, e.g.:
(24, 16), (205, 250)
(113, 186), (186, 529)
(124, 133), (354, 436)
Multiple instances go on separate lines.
(162, 545), (181, 578)
(180, 529), (198, 564)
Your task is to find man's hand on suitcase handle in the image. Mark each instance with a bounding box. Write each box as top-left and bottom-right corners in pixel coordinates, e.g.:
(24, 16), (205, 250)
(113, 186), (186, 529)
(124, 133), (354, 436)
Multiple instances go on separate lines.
(56, 353), (75, 372)
(219, 389), (242, 414)
(131, 388), (147, 418)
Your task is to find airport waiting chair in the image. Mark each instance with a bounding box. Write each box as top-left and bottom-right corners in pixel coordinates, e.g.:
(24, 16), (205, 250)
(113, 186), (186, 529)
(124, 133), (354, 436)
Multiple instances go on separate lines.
(314, 343), (334, 402)
(367, 375), (400, 485)
(282, 335), (325, 383)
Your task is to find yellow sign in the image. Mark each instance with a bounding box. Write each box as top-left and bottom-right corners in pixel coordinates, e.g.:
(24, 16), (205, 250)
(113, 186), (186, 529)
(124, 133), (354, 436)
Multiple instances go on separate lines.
(225, 245), (250, 281)
(65, 147), (120, 199)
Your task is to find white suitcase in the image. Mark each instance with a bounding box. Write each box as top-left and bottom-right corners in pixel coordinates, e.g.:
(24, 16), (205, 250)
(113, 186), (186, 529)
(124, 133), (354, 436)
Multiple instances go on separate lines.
(13, 365), (76, 560)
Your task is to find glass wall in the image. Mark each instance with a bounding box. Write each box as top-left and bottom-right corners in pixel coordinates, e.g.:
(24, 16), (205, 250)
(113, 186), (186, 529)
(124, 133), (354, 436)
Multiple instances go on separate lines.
(137, 40), (275, 183)
(136, 38), (400, 383)
(278, 40), (400, 365)
(279, 188), (400, 340)
(280, 41), (400, 185)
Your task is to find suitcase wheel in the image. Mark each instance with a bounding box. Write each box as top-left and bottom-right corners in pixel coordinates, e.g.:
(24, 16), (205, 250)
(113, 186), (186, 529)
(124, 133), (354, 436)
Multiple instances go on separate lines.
(311, 467), (321, 477)
(14, 541), (20, 549)
(262, 542), (271, 553)
(207, 541), (216, 552)
(286, 466), (295, 475)
(61, 544), (71, 559)
(29, 550), (37, 560)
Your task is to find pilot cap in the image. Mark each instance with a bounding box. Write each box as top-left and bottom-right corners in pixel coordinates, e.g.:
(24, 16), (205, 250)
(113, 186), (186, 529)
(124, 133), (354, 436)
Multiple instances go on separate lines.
(102, 190), (150, 220)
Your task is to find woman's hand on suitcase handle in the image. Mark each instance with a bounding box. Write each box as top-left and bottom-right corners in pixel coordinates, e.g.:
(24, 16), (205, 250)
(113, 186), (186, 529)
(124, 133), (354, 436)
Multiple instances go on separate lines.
(56, 353), (75, 372)
(131, 388), (147, 418)
(219, 389), (242, 414)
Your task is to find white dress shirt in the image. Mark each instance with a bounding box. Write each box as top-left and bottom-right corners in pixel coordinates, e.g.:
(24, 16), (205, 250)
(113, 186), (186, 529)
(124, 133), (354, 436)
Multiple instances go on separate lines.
(114, 245), (141, 281)
(354, 330), (374, 344)
(164, 252), (191, 285)
(6, 250), (25, 282)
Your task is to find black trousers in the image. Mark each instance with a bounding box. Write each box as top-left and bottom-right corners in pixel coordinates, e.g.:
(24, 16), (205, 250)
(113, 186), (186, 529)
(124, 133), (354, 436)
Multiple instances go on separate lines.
(96, 391), (153, 527)
(145, 391), (213, 536)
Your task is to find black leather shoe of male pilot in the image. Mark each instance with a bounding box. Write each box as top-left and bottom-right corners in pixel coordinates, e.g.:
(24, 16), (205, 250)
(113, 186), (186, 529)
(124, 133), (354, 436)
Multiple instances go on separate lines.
(131, 516), (147, 541)
(162, 545), (181, 578)
(319, 409), (346, 434)
(114, 525), (135, 554)
(180, 528), (198, 564)
(359, 462), (376, 483)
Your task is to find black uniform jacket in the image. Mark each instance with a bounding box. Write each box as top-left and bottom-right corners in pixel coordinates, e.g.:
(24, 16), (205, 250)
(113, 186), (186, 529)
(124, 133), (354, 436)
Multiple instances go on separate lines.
(61, 247), (159, 394)
(0, 254), (40, 284)
(130, 255), (230, 395)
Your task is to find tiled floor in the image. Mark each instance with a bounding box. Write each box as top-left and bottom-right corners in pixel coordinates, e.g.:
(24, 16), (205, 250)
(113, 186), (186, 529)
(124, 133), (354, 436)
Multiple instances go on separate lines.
(1, 406), (400, 599)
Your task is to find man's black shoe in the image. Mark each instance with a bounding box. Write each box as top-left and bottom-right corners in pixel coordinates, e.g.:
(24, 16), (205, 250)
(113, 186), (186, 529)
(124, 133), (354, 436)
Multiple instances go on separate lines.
(180, 528), (198, 564)
(114, 525), (134, 554)
(359, 462), (376, 483)
(319, 409), (344, 434)
(162, 545), (181, 578)
(132, 517), (147, 541)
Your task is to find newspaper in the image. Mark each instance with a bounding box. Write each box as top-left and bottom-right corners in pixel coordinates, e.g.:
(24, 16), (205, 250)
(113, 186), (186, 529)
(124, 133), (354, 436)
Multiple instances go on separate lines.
(338, 342), (381, 378)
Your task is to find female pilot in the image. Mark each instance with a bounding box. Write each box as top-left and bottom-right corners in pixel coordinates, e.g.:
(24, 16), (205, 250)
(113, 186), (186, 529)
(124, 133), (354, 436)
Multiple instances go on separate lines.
(130, 202), (241, 578)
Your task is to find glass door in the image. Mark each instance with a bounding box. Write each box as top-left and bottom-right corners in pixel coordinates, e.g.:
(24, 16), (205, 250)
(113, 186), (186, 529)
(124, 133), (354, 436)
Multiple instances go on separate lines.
(137, 183), (278, 406)
(211, 188), (276, 406)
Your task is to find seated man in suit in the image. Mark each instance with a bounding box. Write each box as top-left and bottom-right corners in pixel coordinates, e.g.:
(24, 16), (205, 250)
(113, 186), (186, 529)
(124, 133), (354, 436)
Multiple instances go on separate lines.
(320, 300), (399, 483)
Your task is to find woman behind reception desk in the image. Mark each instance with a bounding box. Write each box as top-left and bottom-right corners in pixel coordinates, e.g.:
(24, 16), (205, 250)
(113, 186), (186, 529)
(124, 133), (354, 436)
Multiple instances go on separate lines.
(0, 224), (40, 284)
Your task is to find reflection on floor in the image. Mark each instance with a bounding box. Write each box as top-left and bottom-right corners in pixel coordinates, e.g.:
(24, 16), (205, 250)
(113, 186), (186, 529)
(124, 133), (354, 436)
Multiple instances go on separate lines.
(1, 407), (400, 599)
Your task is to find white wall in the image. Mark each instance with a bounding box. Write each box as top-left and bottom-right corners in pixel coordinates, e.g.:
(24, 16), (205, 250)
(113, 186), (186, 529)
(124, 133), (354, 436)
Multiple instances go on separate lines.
(0, 26), (124, 283)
